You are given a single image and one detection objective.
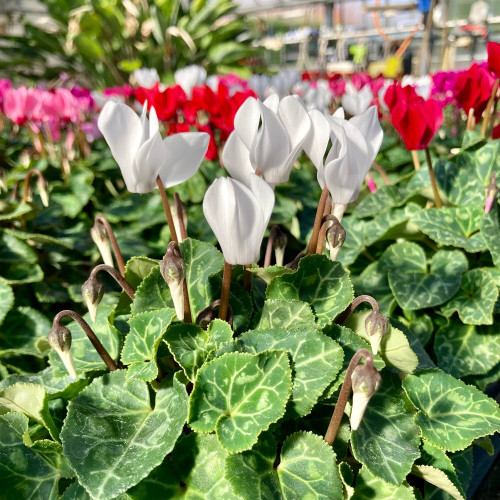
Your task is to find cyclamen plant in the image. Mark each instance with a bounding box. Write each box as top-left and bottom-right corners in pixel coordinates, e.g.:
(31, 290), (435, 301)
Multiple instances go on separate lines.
(2, 77), (500, 500)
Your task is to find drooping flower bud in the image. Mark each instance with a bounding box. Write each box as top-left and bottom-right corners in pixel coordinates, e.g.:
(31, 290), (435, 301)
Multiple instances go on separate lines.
(36, 173), (50, 207)
(327, 217), (346, 261)
(82, 276), (104, 323)
(48, 323), (77, 378)
(160, 242), (187, 321)
(485, 173), (498, 214)
(364, 309), (389, 355)
(366, 172), (377, 193)
(91, 221), (114, 268)
(272, 226), (288, 266)
(350, 362), (382, 430)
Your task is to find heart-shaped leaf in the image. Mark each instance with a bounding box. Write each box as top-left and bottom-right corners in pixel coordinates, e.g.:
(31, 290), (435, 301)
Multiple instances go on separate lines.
(254, 299), (316, 331)
(60, 370), (188, 499)
(351, 373), (421, 485)
(382, 242), (467, 310)
(434, 319), (500, 378)
(236, 326), (344, 417)
(0, 231), (43, 284)
(226, 431), (343, 500)
(441, 269), (498, 325)
(481, 205), (500, 267)
(352, 467), (416, 500)
(0, 283), (13, 327)
(266, 254), (353, 326)
(188, 351), (292, 453)
(412, 206), (485, 252)
(402, 369), (500, 451)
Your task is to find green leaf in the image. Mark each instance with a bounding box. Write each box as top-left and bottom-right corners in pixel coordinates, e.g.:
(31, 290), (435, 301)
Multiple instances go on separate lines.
(336, 216), (366, 266)
(188, 351), (292, 453)
(382, 242), (468, 310)
(3, 228), (73, 249)
(60, 371), (188, 499)
(51, 166), (94, 218)
(0, 413), (67, 500)
(461, 129), (485, 150)
(208, 41), (254, 64)
(266, 254), (353, 326)
(354, 185), (405, 218)
(226, 431), (343, 500)
(402, 369), (500, 451)
(0, 200), (32, 221)
(164, 319), (233, 381)
(0, 383), (60, 440)
(48, 305), (122, 378)
(351, 373), (421, 485)
(128, 433), (238, 498)
(0, 231), (43, 284)
(131, 267), (174, 315)
(481, 205), (500, 267)
(246, 265), (294, 285)
(441, 269), (498, 325)
(124, 256), (160, 289)
(412, 206), (485, 252)
(352, 467), (416, 500)
(434, 320), (500, 378)
(0, 283), (13, 327)
(254, 299), (316, 330)
(236, 326), (344, 418)
(0, 306), (51, 358)
(121, 309), (176, 381)
(463, 139), (500, 185)
(413, 440), (466, 500)
(344, 310), (418, 373)
(179, 237), (224, 316)
(352, 261), (397, 317)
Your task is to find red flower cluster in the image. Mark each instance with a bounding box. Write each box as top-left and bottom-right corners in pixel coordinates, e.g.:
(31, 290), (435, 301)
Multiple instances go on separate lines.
(454, 63), (495, 121)
(384, 82), (443, 150)
(134, 82), (256, 160)
(487, 42), (500, 80)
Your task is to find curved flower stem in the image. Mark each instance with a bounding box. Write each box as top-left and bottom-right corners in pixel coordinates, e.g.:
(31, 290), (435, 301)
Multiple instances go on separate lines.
(90, 264), (135, 300)
(336, 294), (381, 325)
(372, 162), (391, 185)
(94, 215), (126, 277)
(485, 79), (500, 138)
(324, 348), (373, 445)
(316, 198), (332, 255)
(466, 108), (476, 131)
(156, 176), (178, 244)
(54, 310), (117, 371)
(425, 148), (443, 208)
(174, 193), (188, 241)
(264, 226), (280, 267)
(481, 79), (499, 136)
(219, 262), (232, 321)
(307, 185), (329, 255)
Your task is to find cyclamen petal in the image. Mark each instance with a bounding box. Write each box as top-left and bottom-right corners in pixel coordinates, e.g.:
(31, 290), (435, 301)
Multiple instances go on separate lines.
(222, 132), (254, 185)
(203, 175), (274, 265)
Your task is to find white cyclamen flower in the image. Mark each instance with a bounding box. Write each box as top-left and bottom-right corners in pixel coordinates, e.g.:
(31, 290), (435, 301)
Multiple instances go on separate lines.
(133, 67), (160, 88)
(401, 74), (432, 100)
(222, 94), (311, 186)
(98, 101), (209, 194)
(174, 65), (207, 98)
(203, 175), (275, 265)
(303, 106), (383, 205)
(341, 82), (373, 116)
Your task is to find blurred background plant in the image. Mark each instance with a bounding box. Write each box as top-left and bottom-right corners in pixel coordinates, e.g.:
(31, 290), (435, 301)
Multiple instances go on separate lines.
(0, 0), (261, 86)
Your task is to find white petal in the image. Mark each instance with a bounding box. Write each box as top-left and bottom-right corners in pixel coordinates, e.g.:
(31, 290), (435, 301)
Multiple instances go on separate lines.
(149, 106), (160, 137)
(140, 102), (149, 143)
(233, 97), (261, 151)
(278, 95), (311, 152)
(358, 85), (374, 113)
(97, 101), (143, 191)
(159, 132), (209, 188)
(263, 94), (279, 113)
(133, 132), (166, 193)
(249, 174), (275, 225)
(333, 107), (345, 119)
(303, 110), (330, 171)
(341, 93), (359, 116)
(250, 102), (290, 184)
(349, 106), (383, 174)
(222, 132), (254, 186)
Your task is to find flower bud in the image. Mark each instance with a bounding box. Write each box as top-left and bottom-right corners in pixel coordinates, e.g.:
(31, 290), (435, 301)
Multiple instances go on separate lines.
(485, 173), (498, 214)
(272, 226), (288, 267)
(36, 174), (49, 207)
(350, 362), (382, 430)
(0, 167), (7, 192)
(327, 218), (346, 261)
(366, 172), (377, 193)
(91, 221), (114, 268)
(82, 276), (104, 323)
(48, 323), (77, 378)
(365, 310), (388, 355)
(160, 242), (187, 321)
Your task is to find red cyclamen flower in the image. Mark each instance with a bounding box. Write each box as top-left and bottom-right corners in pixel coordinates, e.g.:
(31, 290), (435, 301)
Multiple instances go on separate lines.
(487, 42), (500, 80)
(384, 82), (443, 150)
